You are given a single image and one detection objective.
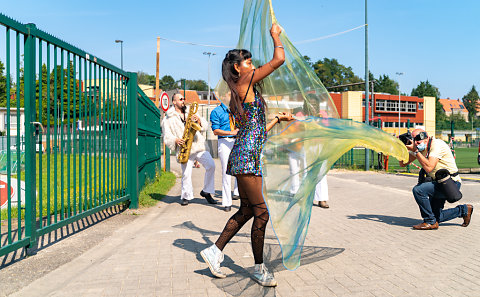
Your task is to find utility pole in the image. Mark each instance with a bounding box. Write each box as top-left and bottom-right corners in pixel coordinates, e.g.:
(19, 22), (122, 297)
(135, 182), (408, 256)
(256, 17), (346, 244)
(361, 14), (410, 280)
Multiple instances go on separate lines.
(115, 40), (123, 70)
(155, 37), (160, 108)
(396, 72), (404, 135)
(203, 52), (216, 121)
(364, 0), (370, 171)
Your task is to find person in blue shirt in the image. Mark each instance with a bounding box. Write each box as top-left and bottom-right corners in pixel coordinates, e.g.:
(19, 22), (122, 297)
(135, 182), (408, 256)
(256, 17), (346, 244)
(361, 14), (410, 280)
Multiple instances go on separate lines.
(210, 102), (239, 211)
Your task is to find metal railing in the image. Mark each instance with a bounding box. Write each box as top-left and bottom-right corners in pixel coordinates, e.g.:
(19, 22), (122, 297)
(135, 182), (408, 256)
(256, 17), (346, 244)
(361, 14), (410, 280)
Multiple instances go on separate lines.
(0, 14), (160, 257)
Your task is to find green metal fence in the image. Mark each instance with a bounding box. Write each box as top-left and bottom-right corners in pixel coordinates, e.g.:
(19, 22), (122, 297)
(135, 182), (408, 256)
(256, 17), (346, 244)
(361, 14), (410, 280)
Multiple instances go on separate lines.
(0, 14), (160, 257)
(137, 86), (162, 192)
(333, 146), (480, 172)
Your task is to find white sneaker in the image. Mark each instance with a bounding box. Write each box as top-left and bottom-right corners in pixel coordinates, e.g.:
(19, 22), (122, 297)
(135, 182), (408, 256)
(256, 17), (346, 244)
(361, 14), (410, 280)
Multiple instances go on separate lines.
(200, 244), (226, 278)
(252, 263), (277, 287)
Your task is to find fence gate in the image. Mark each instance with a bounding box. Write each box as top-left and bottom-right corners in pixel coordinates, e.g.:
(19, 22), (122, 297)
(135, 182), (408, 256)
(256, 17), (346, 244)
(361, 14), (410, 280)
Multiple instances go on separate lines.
(0, 13), (160, 257)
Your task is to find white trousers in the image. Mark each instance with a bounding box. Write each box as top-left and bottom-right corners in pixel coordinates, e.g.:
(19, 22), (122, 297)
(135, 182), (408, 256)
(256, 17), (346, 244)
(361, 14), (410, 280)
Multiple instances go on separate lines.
(313, 175), (329, 202)
(288, 151), (329, 202)
(218, 138), (239, 207)
(180, 150), (215, 200)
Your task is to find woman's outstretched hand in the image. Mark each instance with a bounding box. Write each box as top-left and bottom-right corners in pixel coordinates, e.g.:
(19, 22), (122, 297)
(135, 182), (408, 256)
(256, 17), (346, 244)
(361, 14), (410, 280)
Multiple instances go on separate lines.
(277, 112), (294, 122)
(270, 23), (282, 37)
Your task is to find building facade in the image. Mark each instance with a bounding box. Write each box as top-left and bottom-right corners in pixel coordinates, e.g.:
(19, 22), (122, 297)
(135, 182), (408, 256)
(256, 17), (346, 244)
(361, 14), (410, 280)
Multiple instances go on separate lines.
(0, 107), (25, 137)
(438, 98), (469, 121)
(333, 91), (436, 137)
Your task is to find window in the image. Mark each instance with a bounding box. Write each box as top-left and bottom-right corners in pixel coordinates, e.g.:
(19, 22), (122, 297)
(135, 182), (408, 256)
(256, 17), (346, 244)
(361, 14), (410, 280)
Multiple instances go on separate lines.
(386, 101), (397, 111)
(376, 100), (385, 111)
(460, 104), (464, 109)
(418, 102), (423, 110)
(407, 102), (416, 113)
(4, 114), (18, 128)
(362, 99), (365, 107)
(198, 95), (202, 100)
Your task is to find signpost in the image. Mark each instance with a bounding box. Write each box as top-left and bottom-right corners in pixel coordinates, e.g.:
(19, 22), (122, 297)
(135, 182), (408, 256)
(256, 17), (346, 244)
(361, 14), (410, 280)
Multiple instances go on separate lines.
(160, 92), (169, 112)
(160, 92), (169, 171)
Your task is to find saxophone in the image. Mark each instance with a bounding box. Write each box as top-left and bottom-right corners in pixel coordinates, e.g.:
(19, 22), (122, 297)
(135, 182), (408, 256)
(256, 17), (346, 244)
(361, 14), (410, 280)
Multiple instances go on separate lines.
(177, 102), (202, 163)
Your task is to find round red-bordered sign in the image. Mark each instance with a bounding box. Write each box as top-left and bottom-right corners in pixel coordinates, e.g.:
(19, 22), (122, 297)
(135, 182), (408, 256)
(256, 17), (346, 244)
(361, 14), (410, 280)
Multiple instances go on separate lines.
(160, 92), (170, 112)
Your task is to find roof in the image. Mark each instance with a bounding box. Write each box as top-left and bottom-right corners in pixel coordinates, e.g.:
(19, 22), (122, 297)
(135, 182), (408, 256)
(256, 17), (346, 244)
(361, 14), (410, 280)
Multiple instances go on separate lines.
(438, 98), (468, 113)
(179, 90), (201, 104)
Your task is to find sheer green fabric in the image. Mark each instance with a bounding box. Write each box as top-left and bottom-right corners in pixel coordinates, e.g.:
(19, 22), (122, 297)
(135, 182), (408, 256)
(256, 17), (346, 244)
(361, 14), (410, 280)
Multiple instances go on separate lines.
(215, 0), (409, 270)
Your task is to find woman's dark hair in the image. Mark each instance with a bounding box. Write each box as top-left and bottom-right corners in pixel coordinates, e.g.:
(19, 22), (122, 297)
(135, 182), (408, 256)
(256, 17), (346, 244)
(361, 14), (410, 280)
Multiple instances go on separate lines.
(222, 49), (265, 119)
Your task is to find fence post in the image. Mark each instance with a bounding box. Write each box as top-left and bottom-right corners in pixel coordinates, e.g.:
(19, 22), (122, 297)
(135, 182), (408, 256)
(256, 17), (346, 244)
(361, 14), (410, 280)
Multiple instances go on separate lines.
(165, 147), (170, 171)
(127, 72), (138, 208)
(24, 23), (38, 253)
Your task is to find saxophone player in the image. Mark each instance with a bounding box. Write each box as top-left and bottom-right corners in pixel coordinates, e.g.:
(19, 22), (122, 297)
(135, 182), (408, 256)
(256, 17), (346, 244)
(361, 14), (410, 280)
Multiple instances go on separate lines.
(162, 93), (216, 206)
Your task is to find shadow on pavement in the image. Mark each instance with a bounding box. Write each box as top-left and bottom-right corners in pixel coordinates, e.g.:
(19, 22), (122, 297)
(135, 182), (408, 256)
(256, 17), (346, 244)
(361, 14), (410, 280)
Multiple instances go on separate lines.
(0, 204), (127, 269)
(173, 221), (345, 297)
(347, 213), (419, 227)
(158, 193), (229, 211)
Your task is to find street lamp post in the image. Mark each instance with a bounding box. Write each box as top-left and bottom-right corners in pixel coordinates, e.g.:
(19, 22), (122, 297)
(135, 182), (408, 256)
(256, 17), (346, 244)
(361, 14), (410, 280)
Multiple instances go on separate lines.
(115, 40), (123, 70)
(203, 52), (216, 121)
(396, 72), (403, 135)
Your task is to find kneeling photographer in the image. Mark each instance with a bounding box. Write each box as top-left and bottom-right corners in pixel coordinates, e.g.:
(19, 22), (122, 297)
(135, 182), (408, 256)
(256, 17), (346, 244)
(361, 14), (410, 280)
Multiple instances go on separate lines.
(399, 129), (473, 230)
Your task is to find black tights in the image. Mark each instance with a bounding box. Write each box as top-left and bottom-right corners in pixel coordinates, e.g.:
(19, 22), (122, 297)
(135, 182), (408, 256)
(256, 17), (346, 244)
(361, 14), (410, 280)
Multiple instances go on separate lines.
(215, 174), (269, 264)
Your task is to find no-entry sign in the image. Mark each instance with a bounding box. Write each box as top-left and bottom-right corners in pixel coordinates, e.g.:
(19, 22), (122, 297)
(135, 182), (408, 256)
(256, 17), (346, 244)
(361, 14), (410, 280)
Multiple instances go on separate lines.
(160, 92), (169, 112)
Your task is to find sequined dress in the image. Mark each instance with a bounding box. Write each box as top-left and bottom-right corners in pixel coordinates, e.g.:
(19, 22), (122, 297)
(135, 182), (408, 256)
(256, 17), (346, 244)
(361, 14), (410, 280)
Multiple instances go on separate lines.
(226, 93), (267, 176)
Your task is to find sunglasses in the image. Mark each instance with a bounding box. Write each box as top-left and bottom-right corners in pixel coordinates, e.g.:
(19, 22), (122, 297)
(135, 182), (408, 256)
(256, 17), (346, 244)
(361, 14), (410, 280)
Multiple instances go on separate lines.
(413, 132), (428, 141)
(177, 98), (185, 101)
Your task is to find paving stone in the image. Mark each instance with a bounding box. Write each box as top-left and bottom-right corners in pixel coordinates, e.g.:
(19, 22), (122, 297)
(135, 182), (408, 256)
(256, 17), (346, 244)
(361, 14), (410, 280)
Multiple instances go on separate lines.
(7, 159), (480, 297)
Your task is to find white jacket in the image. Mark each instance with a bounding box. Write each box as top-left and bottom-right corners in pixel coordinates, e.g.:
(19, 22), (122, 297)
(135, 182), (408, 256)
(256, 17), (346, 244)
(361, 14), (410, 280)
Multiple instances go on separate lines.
(161, 106), (209, 158)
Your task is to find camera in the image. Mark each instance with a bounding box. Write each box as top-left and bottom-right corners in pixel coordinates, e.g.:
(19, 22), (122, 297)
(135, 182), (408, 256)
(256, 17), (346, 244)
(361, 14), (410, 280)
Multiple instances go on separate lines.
(399, 131), (413, 145)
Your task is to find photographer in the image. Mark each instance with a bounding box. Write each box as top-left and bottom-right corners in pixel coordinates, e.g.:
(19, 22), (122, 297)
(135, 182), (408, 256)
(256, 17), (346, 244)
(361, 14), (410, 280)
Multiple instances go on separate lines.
(399, 129), (473, 230)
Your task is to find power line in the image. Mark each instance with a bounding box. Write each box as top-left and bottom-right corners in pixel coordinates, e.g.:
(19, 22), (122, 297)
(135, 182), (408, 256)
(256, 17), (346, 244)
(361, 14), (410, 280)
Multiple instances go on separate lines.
(294, 24), (366, 45)
(158, 24), (366, 48)
(158, 37), (232, 48)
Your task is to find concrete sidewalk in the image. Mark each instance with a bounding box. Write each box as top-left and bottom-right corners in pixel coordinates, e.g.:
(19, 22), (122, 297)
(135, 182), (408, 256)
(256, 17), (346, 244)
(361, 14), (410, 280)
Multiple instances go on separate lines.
(10, 156), (480, 297)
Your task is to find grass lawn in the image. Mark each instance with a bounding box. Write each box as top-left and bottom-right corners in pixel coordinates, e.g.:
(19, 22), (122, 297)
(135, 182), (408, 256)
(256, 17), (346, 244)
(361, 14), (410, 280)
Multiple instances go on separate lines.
(138, 171), (176, 207)
(1, 153), (176, 221)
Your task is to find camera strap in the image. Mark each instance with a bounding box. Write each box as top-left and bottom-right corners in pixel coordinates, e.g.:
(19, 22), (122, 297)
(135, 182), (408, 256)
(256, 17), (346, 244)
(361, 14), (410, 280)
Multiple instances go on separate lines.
(425, 137), (433, 158)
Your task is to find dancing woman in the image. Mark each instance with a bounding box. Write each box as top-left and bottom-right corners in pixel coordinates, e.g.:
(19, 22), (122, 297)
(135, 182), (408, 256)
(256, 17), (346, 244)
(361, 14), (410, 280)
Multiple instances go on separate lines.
(200, 23), (293, 287)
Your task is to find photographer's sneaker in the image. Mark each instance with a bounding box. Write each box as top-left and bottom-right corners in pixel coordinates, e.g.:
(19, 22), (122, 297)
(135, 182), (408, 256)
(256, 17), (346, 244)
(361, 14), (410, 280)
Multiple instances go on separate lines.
(200, 244), (226, 278)
(252, 263), (277, 287)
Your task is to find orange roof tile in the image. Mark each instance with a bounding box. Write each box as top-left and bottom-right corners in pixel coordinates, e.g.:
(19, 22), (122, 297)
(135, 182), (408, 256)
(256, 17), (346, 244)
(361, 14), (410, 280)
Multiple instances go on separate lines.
(438, 98), (468, 113)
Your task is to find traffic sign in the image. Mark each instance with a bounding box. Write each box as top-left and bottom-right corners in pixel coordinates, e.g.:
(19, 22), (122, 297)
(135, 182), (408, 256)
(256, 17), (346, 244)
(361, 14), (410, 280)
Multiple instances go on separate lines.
(160, 92), (169, 112)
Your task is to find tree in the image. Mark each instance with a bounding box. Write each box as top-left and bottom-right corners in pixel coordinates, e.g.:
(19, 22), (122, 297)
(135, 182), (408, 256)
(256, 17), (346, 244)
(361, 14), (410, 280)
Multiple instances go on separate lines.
(447, 113), (470, 130)
(411, 80), (446, 125)
(374, 74), (399, 95)
(159, 75), (176, 90)
(34, 62), (83, 126)
(303, 55), (313, 68)
(410, 80), (441, 99)
(8, 58), (25, 108)
(312, 58), (363, 91)
(185, 79), (208, 91)
(462, 85), (479, 121)
(0, 59), (6, 102)
(137, 71), (155, 85)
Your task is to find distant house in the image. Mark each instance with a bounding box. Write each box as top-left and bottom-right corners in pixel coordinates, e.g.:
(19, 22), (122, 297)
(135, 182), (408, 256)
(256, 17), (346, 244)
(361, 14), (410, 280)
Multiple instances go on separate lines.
(196, 91), (220, 104)
(438, 98), (469, 121)
(0, 107), (25, 137)
(138, 84), (157, 98)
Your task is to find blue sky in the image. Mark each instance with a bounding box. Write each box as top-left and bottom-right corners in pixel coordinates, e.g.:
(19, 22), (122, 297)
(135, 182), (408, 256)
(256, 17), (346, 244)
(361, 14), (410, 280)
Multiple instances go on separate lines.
(1, 0), (479, 99)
